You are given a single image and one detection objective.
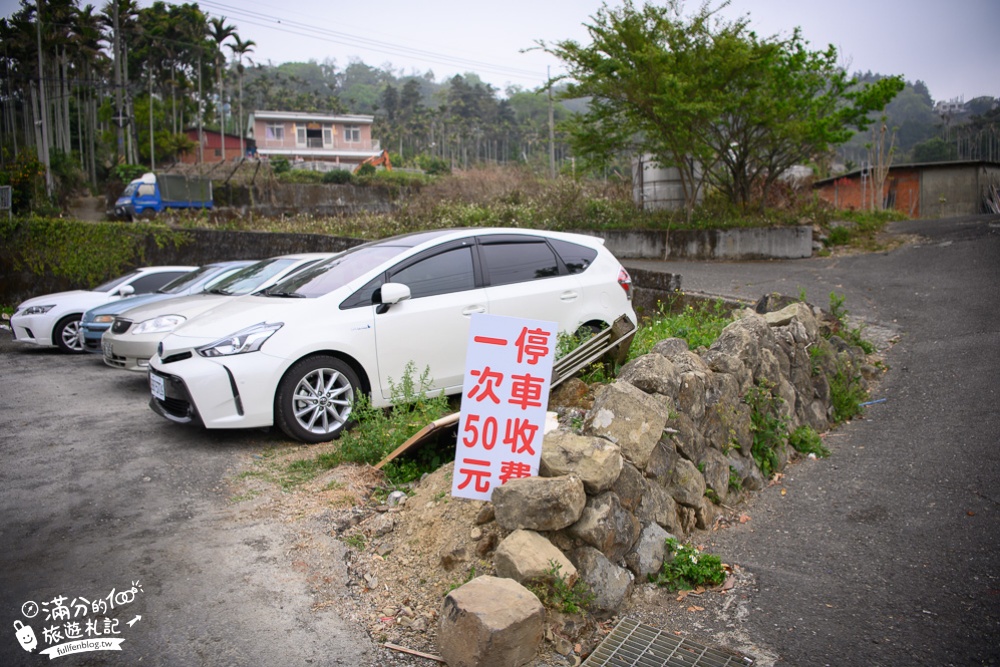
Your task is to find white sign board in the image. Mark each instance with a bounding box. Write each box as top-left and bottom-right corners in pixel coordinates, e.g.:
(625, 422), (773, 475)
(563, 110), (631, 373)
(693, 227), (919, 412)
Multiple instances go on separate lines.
(450, 313), (557, 501)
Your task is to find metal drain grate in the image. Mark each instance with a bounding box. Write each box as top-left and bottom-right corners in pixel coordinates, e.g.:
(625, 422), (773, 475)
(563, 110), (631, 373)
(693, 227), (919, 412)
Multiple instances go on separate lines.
(582, 617), (754, 667)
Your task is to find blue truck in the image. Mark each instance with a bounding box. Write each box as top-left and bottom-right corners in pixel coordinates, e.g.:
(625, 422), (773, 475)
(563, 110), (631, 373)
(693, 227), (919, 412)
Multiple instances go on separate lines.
(114, 172), (213, 220)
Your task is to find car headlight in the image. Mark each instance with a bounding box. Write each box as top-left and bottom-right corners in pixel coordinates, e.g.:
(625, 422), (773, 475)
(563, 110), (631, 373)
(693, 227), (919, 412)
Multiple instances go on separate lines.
(132, 315), (186, 335)
(196, 322), (283, 358)
(20, 305), (55, 316)
(93, 315), (116, 324)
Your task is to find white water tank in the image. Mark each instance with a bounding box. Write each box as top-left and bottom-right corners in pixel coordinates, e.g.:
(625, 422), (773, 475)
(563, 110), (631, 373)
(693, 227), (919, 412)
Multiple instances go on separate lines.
(631, 154), (703, 211)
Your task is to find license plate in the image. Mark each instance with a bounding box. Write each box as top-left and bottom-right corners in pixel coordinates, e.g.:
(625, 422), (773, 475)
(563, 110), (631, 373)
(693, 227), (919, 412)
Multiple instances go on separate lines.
(102, 339), (113, 359)
(150, 373), (165, 401)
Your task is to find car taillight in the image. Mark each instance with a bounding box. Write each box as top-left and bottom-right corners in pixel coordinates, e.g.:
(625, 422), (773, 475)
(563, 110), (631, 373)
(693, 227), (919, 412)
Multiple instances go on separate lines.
(617, 267), (633, 300)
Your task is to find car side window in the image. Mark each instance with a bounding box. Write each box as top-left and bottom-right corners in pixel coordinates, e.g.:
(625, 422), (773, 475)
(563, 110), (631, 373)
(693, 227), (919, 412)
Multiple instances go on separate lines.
(548, 239), (598, 274)
(128, 271), (187, 294)
(389, 246), (475, 299)
(480, 240), (559, 287)
(137, 183), (155, 197)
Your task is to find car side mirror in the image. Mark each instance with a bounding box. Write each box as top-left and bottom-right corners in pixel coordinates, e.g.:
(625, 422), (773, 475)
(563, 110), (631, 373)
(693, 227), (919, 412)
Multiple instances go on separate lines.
(117, 285), (135, 297)
(376, 282), (411, 314)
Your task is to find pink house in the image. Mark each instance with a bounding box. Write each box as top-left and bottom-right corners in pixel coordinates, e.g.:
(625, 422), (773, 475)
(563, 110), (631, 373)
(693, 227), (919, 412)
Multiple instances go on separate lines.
(246, 110), (381, 169)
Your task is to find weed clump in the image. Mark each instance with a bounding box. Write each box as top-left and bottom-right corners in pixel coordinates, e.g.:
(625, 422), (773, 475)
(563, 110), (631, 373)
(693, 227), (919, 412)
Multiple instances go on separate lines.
(650, 539), (726, 591)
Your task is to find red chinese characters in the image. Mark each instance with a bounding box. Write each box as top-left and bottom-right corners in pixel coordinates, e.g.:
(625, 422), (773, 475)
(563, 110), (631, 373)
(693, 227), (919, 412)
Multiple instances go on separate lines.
(452, 315), (556, 501)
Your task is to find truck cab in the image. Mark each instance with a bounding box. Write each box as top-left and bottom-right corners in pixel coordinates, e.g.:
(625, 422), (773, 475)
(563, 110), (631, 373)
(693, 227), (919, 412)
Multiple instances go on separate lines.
(114, 172), (213, 221)
(115, 173), (159, 220)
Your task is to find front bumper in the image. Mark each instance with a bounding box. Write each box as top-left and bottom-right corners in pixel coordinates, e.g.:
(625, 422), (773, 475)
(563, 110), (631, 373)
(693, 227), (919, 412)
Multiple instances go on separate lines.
(78, 322), (110, 353)
(148, 352), (283, 430)
(9, 313), (54, 347)
(103, 332), (160, 372)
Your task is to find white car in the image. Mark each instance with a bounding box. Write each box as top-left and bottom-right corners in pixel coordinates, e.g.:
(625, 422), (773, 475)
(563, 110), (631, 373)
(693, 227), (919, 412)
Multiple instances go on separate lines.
(10, 266), (196, 353)
(147, 229), (636, 443)
(100, 253), (335, 372)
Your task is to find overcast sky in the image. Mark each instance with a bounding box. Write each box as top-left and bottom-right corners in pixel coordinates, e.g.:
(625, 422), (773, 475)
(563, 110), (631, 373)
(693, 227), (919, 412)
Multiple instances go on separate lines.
(5, 0), (998, 103)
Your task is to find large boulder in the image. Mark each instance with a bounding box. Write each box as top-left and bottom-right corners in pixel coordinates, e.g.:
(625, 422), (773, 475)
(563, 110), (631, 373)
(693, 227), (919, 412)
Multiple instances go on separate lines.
(568, 547), (634, 619)
(665, 412), (707, 463)
(494, 529), (577, 585)
(617, 353), (681, 399)
(583, 381), (669, 470)
(439, 576), (545, 667)
(625, 522), (673, 579)
(667, 457), (707, 508)
(565, 491), (640, 563)
(699, 448), (733, 505)
(636, 482), (682, 535)
(540, 431), (623, 495)
(763, 302), (820, 340)
(491, 475), (586, 532)
(676, 371), (707, 421)
(610, 462), (646, 513)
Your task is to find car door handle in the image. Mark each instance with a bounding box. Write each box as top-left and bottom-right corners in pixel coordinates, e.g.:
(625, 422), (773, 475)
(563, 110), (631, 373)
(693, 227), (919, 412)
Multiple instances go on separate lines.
(559, 291), (579, 302)
(462, 305), (487, 316)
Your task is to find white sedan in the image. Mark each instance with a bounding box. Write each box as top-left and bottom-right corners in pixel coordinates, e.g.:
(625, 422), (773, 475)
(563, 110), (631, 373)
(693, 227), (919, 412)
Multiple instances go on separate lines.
(147, 229), (636, 443)
(100, 254), (335, 372)
(10, 266), (196, 353)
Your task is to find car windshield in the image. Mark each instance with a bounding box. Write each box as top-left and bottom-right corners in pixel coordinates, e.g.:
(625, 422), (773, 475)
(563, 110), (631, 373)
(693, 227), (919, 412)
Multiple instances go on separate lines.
(121, 183), (137, 196)
(93, 270), (141, 293)
(205, 258), (304, 296)
(263, 246), (409, 298)
(157, 266), (214, 294)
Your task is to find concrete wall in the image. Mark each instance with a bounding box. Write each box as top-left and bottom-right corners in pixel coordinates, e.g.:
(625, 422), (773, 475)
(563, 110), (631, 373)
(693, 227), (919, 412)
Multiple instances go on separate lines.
(2, 225), (810, 306)
(593, 226), (813, 260)
(213, 183), (402, 215)
(921, 165), (989, 218)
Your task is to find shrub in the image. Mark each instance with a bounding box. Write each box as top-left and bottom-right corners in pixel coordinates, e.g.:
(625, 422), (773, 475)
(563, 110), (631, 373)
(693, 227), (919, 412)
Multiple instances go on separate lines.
(788, 425), (830, 457)
(744, 381), (788, 478)
(322, 169), (353, 184)
(650, 539), (726, 591)
(529, 561), (595, 614)
(270, 157), (290, 174)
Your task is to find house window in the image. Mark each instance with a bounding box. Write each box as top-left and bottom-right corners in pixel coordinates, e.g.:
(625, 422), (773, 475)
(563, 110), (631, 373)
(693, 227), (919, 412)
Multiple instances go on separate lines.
(265, 123), (284, 141)
(323, 126), (333, 147)
(296, 126), (306, 146)
(344, 125), (360, 143)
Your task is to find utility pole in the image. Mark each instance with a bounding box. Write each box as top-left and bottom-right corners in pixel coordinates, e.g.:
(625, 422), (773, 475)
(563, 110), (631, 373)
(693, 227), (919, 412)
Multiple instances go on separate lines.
(35, 0), (52, 195)
(149, 66), (154, 170)
(111, 0), (127, 165)
(547, 66), (555, 179)
(197, 55), (203, 163)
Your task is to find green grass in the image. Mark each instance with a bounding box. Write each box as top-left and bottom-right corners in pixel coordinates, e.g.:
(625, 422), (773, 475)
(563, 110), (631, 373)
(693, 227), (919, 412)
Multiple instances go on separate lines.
(629, 297), (736, 360)
(284, 362), (454, 487)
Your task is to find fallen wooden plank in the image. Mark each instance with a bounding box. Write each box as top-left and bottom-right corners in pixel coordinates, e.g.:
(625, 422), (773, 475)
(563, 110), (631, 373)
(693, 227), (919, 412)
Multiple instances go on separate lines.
(374, 412), (461, 470)
(384, 642), (444, 662)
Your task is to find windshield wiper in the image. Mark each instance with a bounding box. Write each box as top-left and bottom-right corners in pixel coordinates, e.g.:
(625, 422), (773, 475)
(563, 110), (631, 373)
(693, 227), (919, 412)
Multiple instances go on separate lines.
(264, 290), (305, 298)
(206, 288), (231, 295)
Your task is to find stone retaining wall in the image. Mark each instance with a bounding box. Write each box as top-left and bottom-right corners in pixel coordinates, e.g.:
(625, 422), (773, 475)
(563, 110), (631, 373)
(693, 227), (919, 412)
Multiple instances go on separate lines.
(486, 302), (873, 618)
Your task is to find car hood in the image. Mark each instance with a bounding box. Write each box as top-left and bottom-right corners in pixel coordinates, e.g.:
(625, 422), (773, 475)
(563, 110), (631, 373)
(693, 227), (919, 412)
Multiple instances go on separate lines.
(167, 296), (312, 342)
(84, 292), (174, 320)
(113, 293), (235, 323)
(17, 290), (104, 311)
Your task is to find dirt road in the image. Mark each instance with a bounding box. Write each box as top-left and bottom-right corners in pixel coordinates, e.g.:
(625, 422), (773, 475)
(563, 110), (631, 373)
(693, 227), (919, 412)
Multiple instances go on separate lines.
(0, 342), (376, 666)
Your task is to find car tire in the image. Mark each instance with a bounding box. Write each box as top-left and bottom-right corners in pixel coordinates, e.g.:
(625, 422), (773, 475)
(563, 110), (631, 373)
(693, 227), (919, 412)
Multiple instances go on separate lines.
(53, 314), (85, 354)
(139, 208), (156, 220)
(275, 355), (360, 443)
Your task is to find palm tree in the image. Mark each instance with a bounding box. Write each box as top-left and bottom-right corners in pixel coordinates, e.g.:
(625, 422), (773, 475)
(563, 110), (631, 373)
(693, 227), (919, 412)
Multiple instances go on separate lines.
(207, 16), (235, 161)
(227, 35), (255, 158)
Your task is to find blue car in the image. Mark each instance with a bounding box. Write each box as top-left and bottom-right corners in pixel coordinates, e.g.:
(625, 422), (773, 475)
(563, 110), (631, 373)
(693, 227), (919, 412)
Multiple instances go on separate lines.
(79, 261), (255, 354)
